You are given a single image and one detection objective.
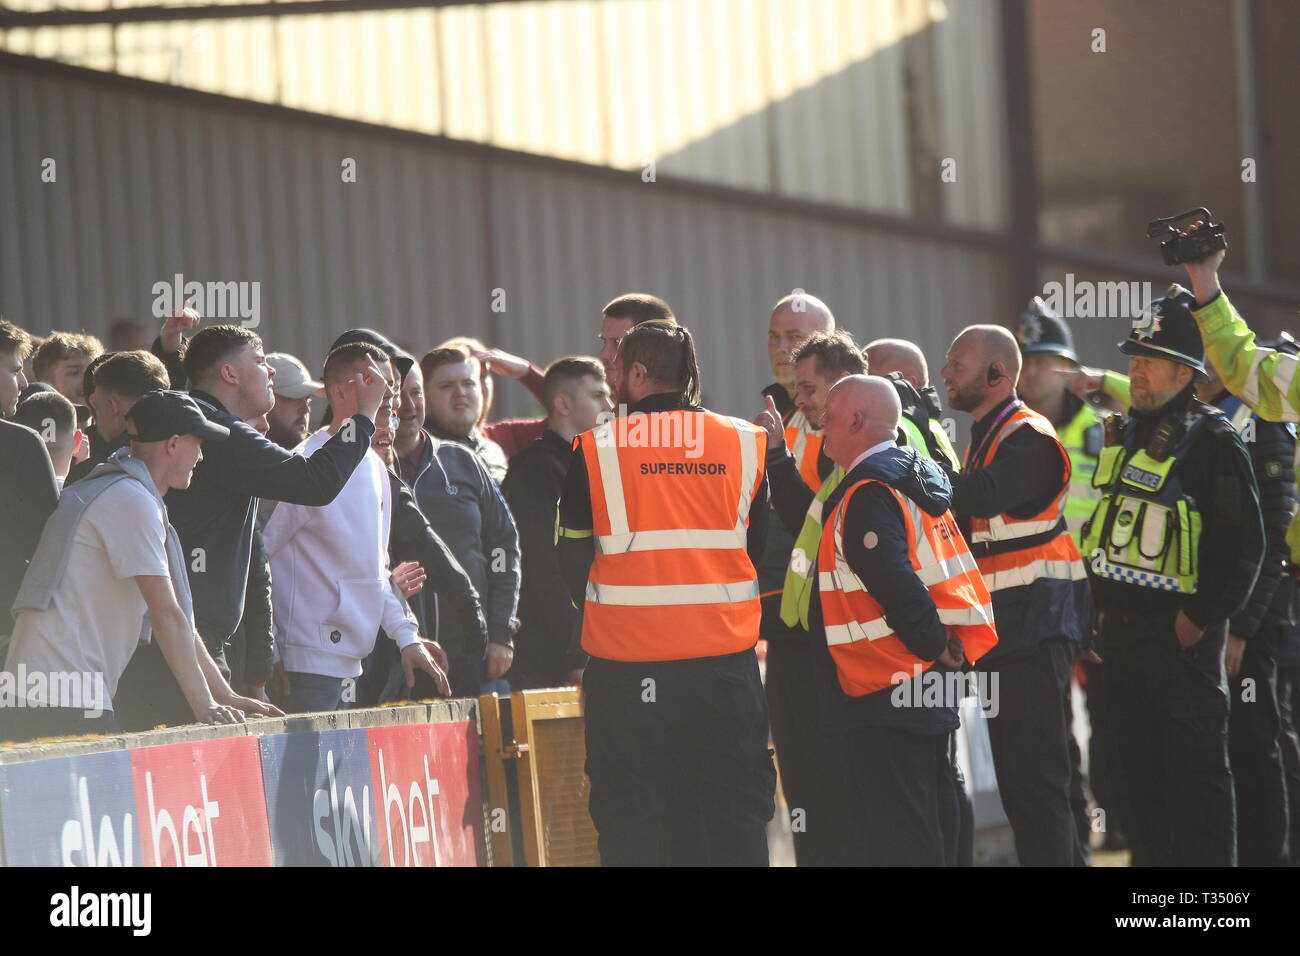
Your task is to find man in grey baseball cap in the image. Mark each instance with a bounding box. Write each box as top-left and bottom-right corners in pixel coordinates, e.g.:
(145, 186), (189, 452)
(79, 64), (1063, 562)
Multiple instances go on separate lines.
(265, 352), (324, 449)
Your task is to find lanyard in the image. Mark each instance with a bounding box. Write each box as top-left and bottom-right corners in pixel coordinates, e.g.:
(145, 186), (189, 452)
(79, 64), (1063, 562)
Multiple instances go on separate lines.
(968, 400), (1022, 469)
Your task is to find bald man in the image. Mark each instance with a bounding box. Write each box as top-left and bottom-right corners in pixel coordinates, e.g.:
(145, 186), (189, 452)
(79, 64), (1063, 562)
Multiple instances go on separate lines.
(756, 292), (838, 865)
(939, 325), (1090, 867)
(803, 375), (996, 864)
(865, 338), (961, 469)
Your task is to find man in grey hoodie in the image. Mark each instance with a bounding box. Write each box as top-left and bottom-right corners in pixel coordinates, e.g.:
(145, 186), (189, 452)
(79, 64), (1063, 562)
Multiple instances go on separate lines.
(2, 390), (283, 742)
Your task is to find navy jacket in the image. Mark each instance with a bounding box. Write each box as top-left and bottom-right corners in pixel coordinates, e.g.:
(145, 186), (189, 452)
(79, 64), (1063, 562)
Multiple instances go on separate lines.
(803, 445), (964, 734)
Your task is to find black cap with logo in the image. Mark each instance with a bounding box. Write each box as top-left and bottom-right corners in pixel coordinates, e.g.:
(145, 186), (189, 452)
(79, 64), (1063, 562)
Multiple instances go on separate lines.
(329, 328), (414, 381)
(1118, 283), (1207, 380)
(1016, 296), (1078, 364)
(125, 389), (232, 442)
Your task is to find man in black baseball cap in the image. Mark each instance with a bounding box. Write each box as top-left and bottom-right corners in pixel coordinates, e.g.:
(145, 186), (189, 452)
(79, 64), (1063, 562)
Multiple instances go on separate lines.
(4, 389), (281, 743)
(1082, 282), (1264, 866)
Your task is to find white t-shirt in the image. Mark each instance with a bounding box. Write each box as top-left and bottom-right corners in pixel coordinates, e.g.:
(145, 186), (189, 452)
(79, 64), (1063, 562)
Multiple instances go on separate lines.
(4, 479), (169, 711)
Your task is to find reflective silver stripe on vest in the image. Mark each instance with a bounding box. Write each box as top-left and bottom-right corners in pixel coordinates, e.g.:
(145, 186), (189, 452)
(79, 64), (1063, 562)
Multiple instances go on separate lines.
(591, 413), (759, 554)
(824, 618), (893, 645)
(939, 603), (995, 627)
(597, 528), (747, 553)
(586, 579), (761, 606)
(592, 420), (630, 537)
(980, 556), (1087, 591)
(915, 550), (980, 586)
(970, 513), (1062, 543)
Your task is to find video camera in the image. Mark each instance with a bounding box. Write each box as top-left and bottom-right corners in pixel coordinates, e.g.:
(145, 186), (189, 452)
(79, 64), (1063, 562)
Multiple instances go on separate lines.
(1146, 207), (1228, 265)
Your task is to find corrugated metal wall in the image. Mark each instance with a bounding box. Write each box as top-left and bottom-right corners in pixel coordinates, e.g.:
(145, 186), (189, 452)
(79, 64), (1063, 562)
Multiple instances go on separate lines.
(1, 0), (1009, 231)
(0, 53), (1007, 420)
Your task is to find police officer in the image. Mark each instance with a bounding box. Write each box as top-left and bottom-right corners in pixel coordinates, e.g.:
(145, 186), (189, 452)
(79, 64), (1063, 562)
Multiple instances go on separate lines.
(557, 319), (774, 866)
(939, 324), (1091, 867)
(1083, 285), (1264, 866)
(1192, 358), (1296, 866)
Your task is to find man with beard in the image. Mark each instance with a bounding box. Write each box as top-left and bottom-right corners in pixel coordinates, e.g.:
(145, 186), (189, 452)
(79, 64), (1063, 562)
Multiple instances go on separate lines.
(264, 353), (324, 448)
(937, 324), (1090, 866)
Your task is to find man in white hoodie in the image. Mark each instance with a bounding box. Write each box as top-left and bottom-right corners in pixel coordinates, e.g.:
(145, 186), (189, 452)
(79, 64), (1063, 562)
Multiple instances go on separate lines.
(264, 342), (450, 712)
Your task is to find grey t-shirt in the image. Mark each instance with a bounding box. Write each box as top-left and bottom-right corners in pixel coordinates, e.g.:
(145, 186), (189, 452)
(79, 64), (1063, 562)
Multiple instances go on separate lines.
(5, 480), (169, 711)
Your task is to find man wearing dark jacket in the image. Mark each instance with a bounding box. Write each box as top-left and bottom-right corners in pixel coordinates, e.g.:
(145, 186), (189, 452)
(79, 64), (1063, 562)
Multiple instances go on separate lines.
(503, 357), (611, 689)
(1, 320), (59, 645)
(806, 376), (997, 865)
(1195, 361), (1294, 866)
(1084, 288), (1264, 866)
(115, 325), (387, 730)
(70, 350), (170, 485)
(395, 360), (520, 696)
(939, 324), (1091, 867)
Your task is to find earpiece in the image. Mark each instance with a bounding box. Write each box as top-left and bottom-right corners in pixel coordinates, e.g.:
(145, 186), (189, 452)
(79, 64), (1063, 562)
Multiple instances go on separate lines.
(986, 365), (1002, 385)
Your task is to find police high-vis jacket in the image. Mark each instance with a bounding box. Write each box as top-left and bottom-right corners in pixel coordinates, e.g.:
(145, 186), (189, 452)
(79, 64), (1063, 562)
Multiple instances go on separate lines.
(818, 473), (997, 696)
(1193, 290), (1300, 564)
(568, 404), (768, 662)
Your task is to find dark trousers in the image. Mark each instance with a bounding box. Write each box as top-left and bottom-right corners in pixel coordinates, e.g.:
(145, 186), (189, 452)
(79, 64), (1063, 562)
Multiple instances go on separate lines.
(837, 724), (950, 866)
(1278, 662), (1300, 864)
(114, 639), (196, 731)
(1102, 609), (1235, 866)
(939, 730), (975, 866)
(583, 649), (775, 866)
(978, 637), (1082, 866)
(1081, 656), (1130, 849)
(1229, 625), (1289, 866)
(765, 639), (857, 866)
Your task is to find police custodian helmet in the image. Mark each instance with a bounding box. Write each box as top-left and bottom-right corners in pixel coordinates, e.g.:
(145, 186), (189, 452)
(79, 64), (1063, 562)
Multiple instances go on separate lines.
(1118, 283), (1208, 381)
(1016, 297), (1079, 364)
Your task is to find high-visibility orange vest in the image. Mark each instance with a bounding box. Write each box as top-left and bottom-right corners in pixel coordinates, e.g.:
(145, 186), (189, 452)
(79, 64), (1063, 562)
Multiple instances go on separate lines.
(817, 478), (998, 697)
(576, 408), (768, 662)
(784, 409), (825, 493)
(962, 405), (1087, 593)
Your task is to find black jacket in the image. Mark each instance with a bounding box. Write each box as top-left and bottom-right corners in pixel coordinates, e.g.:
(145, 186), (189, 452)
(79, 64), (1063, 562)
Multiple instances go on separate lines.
(807, 445), (962, 735)
(399, 429), (519, 660)
(386, 468), (488, 645)
(225, 525), (275, 688)
(0, 420), (59, 637)
(557, 392), (770, 622)
(164, 391), (375, 657)
(757, 383), (833, 645)
(502, 427), (588, 681)
(1088, 386), (1264, 630)
(1212, 391), (1294, 638)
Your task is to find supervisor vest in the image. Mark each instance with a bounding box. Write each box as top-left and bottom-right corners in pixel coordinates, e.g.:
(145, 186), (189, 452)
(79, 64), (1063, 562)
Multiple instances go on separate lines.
(1056, 402), (1104, 546)
(963, 404), (1087, 593)
(817, 478), (998, 696)
(1081, 407), (1215, 593)
(785, 409), (826, 494)
(577, 408), (767, 662)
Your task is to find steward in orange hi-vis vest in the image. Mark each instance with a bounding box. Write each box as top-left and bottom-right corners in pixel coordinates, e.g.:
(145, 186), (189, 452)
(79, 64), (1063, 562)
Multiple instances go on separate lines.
(818, 478), (998, 696)
(556, 320), (776, 867)
(574, 407), (768, 662)
(961, 403), (1088, 598)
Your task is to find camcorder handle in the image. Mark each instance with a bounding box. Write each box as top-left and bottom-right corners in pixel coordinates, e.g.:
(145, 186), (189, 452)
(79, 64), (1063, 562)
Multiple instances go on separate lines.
(1146, 208), (1227, 266)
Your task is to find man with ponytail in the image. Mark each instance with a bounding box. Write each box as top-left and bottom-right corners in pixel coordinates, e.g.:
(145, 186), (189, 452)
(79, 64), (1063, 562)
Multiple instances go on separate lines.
(556, 319), (776, 866)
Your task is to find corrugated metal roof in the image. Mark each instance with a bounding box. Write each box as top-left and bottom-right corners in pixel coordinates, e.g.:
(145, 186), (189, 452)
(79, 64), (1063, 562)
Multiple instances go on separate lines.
(2, 0), (1009, 230)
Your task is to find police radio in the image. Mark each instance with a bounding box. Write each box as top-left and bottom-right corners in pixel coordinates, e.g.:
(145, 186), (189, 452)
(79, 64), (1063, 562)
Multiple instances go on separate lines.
(1146, 208), (1228, 266)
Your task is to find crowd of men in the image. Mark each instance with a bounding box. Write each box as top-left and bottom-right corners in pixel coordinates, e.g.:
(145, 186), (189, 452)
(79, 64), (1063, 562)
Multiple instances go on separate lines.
(1, 232), (1298, 867)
